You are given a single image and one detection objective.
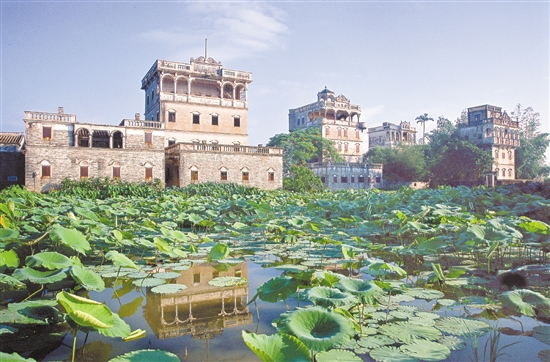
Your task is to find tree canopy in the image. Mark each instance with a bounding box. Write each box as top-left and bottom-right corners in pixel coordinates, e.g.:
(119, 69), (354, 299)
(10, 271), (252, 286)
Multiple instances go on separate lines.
(365, 145), (427, 182)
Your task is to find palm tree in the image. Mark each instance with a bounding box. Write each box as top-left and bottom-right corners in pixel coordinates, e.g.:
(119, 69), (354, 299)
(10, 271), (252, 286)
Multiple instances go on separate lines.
(415, 113), (434, 145)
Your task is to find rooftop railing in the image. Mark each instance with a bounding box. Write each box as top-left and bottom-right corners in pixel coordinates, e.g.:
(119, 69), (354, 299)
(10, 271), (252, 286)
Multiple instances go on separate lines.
(167, 142), (283, 155)
(120, 119), (164, 129)
(25, 111), (76, 123)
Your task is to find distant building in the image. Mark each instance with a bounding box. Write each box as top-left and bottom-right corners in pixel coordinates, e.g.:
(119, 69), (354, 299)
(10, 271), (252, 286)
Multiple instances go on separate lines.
(18, 56), (283, 192)
(0, 133), (25, 189)
(367, 121), (417, 149)
(460, 104), (520, 181)
(310, 162), (383, 190)
(289, 87), (364, 163)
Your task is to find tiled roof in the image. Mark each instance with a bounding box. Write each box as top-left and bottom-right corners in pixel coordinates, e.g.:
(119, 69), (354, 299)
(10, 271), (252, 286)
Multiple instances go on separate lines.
(0, 133), (24, 145)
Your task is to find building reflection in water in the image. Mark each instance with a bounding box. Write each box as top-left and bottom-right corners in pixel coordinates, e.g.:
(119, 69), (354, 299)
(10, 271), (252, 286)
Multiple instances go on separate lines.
(143, 261), (252, 341)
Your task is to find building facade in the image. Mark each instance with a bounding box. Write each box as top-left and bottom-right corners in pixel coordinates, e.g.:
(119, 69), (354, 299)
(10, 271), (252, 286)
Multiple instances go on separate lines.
(459, 105), (520, 181)
(367, 121), (417, 149)
(310, 162), (383, 190)
(0, 133), (25, 190)
(19, 56), (283, 192)
(289, 88), (364, 163)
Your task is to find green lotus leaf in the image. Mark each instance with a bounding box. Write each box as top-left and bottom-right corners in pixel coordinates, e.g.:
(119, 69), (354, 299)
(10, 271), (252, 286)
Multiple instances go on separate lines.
(0, 324), (18, 335)
(1, 249), (20, 269)
(122, 328), (147, 342)
(109, 349), (180, 362)
(208, 242), (229, 261)
(8, 299), (63, 325)
(275, 306), (355, 352)
(132, 278), (166, 288)
(105, 250), (139, 269)
(254, 276), (299, 303)
(208, 276), (247, 287)
(70, 265), (105, 292)
(439, 335), (466, 350)
(96, 312), (131, 338)
(26, 252), (74, 270)
(304, 287), (358, 308)
(12, 267), (69, 284)
(434, 317), (490, 336)
(242, 331), (310, 362)
(533, 325), (550, 345)
(49, 224), (91, 254)
(499, 289), (550, 317)
(171, 264), (191, 271)
(117, 296), (144, 318)
(274, 264), (307, 272)
(335, 278), (383, 304)
(357, 335), (396, 349)
(437, 298), (457, 306)
(364, 262), (406, 277)
(405, 288), (445, 300)
(128, 272), (149, 279)
(0, 273), (26, 291)
(0, 229), (20, 242)
(400, 340), (450, 361)
(0, 352), (36, 362)
(56, 291), (114, 329)
(152, 272), (181, 279)
(380, 321), (441, 343)
(369, 346), (418, 362)
(150, 284), (187, 294)
(315, 349), (362, 362)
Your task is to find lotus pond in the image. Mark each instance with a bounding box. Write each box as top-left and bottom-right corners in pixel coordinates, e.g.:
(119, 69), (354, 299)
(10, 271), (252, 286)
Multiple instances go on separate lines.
(0, 184), (549, 362)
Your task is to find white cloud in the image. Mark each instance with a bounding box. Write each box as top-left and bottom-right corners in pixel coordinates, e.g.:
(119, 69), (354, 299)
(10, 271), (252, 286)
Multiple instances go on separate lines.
(140, 2), (288, 62)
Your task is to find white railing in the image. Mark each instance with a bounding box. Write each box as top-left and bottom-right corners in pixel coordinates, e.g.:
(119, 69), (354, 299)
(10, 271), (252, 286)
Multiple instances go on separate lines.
(121, 119), (164, 129)
(167, 143), (283, 155)
(25, 111), (76, 122)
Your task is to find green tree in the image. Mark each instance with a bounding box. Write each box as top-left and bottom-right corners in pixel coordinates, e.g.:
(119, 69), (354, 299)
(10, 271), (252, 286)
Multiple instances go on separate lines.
(267, 127), (343, 174)
(511, 104), (549, 178)
(283, 165), (324, 193)
(415, 113), (434, 145)
(366, 145), (427, 182)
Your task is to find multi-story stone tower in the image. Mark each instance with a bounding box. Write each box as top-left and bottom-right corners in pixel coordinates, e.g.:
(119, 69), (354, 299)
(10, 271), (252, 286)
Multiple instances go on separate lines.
(288, 87), (364, 162)
(460, 104), (520, 180)
(367, 121), (417, 149)
(141, 56), (252, 146)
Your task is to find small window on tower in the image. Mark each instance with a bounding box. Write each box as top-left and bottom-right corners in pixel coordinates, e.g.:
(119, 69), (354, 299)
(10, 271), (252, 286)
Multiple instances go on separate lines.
(43, 126), (52, 140)
(212, 115), (219, 126)
(234, 116), (241, 127)
(168, 112), (176, 123)
(193, 113), (200, 124)
(41, 161), (51, 178)
(80, 165), (89, 180)
(113, 165), (121, 179)
(221, 171), (228, 181)
(144, 132), (152, 144)
(242, 171), (249, 182)
(145, 165), (153, 181)
(268, 171), (275, 182)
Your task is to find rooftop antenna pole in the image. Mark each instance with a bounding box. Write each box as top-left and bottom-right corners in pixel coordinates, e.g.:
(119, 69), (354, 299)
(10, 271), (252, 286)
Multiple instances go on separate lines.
(205, 38), (208, 59)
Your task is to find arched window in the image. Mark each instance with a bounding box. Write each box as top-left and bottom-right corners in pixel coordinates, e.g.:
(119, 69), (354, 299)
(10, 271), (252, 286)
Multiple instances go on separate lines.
(241, 167), (250, 183)
(145, 162), (153, 181)
(502, 169), (506, 177)
(190, 165), (198, 183)
(267, 168), (275, 182)
(112, 162), (121, 179)
(80, 161), (89, 180)
(508, 169), (513, 177)
(220, 166), (228, 181)
(112, 131), (123, 149)
(77, 128), (90, 147)
(41, 160), (51, 178)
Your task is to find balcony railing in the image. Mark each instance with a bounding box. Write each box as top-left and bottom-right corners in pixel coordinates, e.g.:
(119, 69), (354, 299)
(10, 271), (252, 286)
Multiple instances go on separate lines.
(120, 119), (164, 129)
(167, 142), (283, 155)
(25, 111), (76, 123)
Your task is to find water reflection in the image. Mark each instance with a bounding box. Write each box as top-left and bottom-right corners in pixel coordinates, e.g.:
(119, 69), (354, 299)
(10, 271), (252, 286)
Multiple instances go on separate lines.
(143, 262), (253, 340)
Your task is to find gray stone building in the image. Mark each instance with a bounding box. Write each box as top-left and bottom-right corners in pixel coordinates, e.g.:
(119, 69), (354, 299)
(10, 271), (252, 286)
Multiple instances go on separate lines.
(17, 55), (283, 192)
(310, 162), (383, 190)
(459, 104), (520, 181)
(0, 133), (25, 190)
(367, 121), (417, 149)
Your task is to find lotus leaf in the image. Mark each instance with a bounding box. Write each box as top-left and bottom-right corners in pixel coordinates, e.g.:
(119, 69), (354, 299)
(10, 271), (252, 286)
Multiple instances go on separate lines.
(151, 284), (187, 294)
(275, 306), (355, 352)
(380, 321), (441, 343)
(434, 317), (490, 336)
(109, 349), (180, 362)
(305, 287), (358, 308)
(254, 276), (299, 303)
(128, 272), (149, 279)
(70, 265), (105, 292)
(242, 331), (310, 362)
(208, 242), (230, 261)
(499, 289), (550, 317)
(132, 278), (165, 288)
(533, 325), (550, 345)
(117, 297), (144, 318)
(1, 249), (20, 269)
(0, 325), (17, 335)
(274, 264), (307, 272)
(152, 272), (181, 279)
(208, 276), (247, 287)
(315, 349), (362, 362)
(437, 298), (457, 306)
(405, 288), (445, 300)
(0, 352), (36, 362)
(96, 312), (131, 338)
(8, 300), (63, 325)
(335, 278), (383, 304)
(439, 335), (466, 350)
(105, 250), (138, 269)
(49, 224), (90, 254)
(400, 340), (451, 361)
(122, 328), (147, 342)
(26, 252), (74, 270)
(56, 291), (114, 329)
(357, 335), (396, 349)
(369, 346), (418, 362)
(12, 267), (69, 285)
(0, 273), (26, 291)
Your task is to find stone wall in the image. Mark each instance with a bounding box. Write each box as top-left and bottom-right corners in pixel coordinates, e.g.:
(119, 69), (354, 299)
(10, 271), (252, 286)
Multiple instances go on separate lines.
(25, 146), (165, 192)
(0, 151), (25, 190)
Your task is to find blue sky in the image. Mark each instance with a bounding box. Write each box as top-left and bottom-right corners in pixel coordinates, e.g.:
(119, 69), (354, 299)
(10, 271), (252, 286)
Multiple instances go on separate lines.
(1, 1), (548, 159)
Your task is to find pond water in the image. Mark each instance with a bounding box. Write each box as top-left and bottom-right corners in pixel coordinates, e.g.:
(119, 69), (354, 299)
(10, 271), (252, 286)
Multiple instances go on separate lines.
(39, 260), (548, 362)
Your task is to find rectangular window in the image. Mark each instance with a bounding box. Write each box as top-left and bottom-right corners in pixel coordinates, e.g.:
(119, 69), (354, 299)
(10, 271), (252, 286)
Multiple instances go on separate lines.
(268, 172), (275, 182)
(375, 176), (381, 183)
(344, 143), (349, 153)
(191, 170), (198, 182)
(356, 130), (360, 139)
(168, 112), (176, 123)
(212, 115), (219, 126)
(333, 175), (338, 183)
(338, 128), (342, 137)
(325, 128), (330, 136)
(80, 166), (89, 180)
(356, 144), (361, 154)
(234, 116), (240, 127)
(242, 171), (249, 182)
(193, 273), (200, 285)
(358, 175), (365, 183)
(221, 171), (228, 181)
(113, 166), (121, 179)
(321, 176), (326, 184)
(145, 167), (153, 181)
(42, 165), (51, 178)
(144, 132), (152, 144)
(235, 269), (242, 277)
(502, 152), (505, 159)
(341, 176), (348, 183)
(168, 139), (175, 146)
(193, 113), (200, 124)
(344, 129), (348, 138)
(43, 126), (52, 140)
(351, 175), (355, 183)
